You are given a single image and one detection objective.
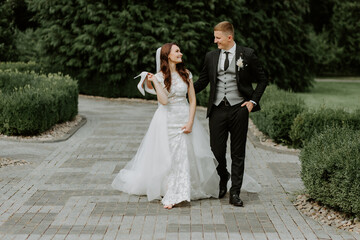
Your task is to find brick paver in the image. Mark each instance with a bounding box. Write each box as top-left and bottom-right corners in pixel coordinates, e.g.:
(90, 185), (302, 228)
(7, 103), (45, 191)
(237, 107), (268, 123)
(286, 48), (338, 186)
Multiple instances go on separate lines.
(1, 96), (359, 240)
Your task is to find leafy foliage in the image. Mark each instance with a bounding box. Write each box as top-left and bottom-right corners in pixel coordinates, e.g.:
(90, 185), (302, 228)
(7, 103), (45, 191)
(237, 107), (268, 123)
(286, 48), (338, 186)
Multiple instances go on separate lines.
(28, 0), (216, 97)
(300, 126), (360, 217)
(231, 1), (315, 92)
(306, 0), (335, 33)
(308, 30), (343, 75)
(0, 70), (78, 135)
(0, 61), (43, 73)
(0, 0), (17, 61)
(330, 1), (360, 75)
(27, 0), (315, 97)
(306, 0), (360, 76)
(14, 29), (42, 62)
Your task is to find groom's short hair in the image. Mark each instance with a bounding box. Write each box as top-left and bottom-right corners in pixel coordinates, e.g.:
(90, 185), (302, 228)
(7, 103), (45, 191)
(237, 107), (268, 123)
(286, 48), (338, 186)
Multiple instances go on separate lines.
(214, 21), (234, 38)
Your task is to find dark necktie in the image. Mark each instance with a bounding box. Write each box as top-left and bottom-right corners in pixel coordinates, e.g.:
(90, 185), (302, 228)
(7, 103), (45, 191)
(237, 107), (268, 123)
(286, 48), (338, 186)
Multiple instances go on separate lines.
(224, 51), (230, 71)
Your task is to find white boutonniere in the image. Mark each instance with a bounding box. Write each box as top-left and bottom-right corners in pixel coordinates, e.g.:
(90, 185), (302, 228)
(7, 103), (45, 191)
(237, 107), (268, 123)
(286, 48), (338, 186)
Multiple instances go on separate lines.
(236, 57), (244, 71)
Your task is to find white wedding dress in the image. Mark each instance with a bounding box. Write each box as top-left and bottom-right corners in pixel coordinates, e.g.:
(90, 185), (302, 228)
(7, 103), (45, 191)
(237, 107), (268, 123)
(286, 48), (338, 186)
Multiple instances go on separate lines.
(112, 71), (261, 206)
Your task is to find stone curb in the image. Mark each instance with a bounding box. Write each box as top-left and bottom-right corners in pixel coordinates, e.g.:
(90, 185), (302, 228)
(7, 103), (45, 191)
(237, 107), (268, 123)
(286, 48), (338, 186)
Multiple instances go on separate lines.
(246, 124), (300, 156)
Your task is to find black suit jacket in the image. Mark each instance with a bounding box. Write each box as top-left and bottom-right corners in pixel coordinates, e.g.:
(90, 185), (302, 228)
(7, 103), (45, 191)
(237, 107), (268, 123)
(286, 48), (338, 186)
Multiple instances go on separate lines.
(194, 45), (268, 118)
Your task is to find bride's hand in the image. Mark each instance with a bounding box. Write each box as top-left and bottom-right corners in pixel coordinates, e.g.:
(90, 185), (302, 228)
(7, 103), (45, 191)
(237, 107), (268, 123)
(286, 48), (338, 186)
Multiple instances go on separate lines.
(147, 73), (157, 82)
(181, 122), (193, 134)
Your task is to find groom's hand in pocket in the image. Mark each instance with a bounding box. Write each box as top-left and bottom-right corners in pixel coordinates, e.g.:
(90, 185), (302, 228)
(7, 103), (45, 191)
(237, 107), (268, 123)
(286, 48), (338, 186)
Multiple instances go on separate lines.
(241, 101), (254, 112)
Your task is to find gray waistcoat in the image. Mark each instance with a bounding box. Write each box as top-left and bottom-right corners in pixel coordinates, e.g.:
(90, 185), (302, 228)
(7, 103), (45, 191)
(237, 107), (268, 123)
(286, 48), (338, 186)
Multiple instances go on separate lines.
(214, 56), (244, 106)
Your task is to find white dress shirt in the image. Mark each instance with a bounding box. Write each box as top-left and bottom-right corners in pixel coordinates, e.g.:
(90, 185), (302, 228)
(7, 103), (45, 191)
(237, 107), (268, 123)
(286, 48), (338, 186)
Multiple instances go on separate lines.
(219, 43), (236, 71)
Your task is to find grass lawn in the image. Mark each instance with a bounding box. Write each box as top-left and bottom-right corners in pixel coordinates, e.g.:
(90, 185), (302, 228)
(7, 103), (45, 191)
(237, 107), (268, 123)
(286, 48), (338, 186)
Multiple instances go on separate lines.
(295, 81), (360, 112)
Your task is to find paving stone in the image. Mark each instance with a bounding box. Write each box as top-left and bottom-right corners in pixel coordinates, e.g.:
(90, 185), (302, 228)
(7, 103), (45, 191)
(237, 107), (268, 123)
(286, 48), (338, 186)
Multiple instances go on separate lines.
(0, 96), (359, 239)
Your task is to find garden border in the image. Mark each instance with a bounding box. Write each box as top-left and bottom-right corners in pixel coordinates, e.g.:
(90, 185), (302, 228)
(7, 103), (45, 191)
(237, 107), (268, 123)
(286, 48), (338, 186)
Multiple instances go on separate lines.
(0, 115), (86, 143)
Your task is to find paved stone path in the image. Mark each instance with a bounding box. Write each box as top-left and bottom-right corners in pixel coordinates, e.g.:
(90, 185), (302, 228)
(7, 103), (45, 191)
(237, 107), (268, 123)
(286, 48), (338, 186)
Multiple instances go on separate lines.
(1, 96), (359, 240)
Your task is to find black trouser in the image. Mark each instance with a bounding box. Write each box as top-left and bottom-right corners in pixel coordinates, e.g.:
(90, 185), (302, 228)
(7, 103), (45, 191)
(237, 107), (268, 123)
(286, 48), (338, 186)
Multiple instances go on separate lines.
(209, 100), (249, 195)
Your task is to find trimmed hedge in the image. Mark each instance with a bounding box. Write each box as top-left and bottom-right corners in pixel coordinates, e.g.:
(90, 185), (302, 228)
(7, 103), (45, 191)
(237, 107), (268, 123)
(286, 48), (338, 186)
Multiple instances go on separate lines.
(250, 85), (306, 144)
(0, 70), (78, 135)
(300, 126), (360, 217)
(290, 108), (360, 147)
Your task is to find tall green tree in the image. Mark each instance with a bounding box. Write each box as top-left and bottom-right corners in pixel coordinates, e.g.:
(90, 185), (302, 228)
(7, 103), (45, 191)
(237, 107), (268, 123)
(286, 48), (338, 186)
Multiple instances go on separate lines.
(29, 0), (222, 96)
(232, 0), (315, 91)
(0, 0), (17, 61)
(305, 0), (360, 76)
(306, 0), (335, 33)
(29, 0), (315, 97)
(331, 1), (360, 74)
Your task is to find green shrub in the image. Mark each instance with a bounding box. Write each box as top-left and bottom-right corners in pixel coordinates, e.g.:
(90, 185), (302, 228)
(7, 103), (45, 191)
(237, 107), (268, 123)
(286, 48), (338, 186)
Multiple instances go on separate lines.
(250, 85), (306, 144)
(0, 61), (43, 73)
(290, 108), (360, 148)
(300, 126), (360, 217)
(0, 70), (78, 135)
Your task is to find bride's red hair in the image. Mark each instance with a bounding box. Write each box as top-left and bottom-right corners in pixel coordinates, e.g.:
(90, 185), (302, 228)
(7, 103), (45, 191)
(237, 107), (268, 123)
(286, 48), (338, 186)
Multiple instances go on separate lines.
(160, 43), (190, 92)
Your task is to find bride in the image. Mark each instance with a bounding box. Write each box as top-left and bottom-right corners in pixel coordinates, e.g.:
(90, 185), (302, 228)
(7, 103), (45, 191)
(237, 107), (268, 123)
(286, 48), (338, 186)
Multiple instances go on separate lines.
(112, 43), (260, 209)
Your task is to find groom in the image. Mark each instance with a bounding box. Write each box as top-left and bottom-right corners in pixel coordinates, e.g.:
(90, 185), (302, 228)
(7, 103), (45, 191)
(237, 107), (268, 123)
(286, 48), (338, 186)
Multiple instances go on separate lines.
(194, 21), (268, 206)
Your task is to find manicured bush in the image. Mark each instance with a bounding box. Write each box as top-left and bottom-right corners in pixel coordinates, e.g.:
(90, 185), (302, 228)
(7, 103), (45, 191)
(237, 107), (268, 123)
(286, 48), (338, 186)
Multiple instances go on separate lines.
(290, 108), (360, 148)
(0, 61), (43, 73)
(300, 126), (360, 217)
(250, 85), (306, 144)
(0, 70), (78, 135)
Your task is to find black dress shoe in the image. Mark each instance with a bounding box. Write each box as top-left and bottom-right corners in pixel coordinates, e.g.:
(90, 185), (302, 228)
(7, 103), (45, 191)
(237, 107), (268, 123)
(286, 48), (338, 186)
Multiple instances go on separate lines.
(219, 173), (230, 198)
(229, 194), (244, 207)
(219, 186), (227, 199)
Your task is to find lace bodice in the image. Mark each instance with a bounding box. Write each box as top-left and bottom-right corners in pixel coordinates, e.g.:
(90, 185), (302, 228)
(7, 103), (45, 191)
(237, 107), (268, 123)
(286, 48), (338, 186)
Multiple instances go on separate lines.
(155, 71), (192, 104)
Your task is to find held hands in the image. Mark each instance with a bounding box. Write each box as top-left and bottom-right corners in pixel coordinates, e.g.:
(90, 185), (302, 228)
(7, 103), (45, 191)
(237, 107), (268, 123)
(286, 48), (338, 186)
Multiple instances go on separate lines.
(181, 122), (193, 134)
(241, 101), (254, 112)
